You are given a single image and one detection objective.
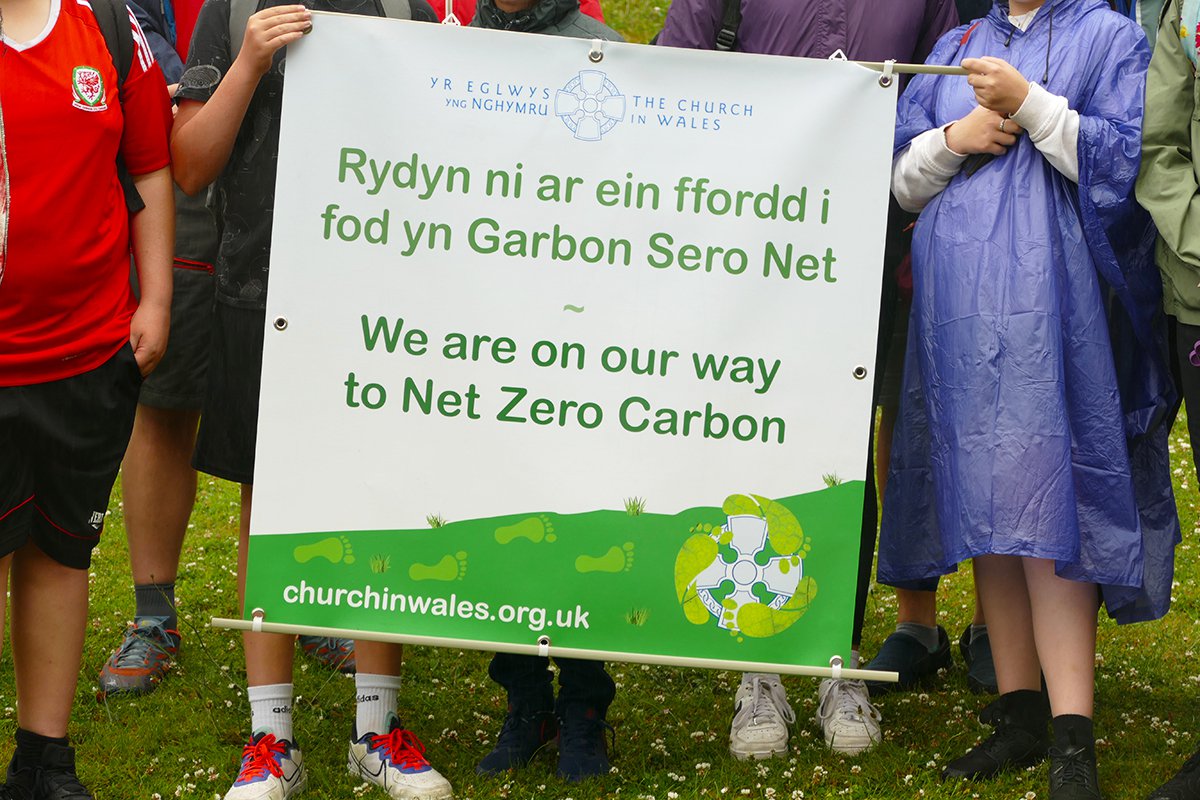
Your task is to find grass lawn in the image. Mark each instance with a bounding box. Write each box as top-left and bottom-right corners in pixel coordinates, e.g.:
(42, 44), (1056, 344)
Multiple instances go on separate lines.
(27, 6), (1199, 800)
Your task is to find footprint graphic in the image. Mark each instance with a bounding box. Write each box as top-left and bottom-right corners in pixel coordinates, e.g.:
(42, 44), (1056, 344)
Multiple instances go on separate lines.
(409, 551), (467, 582)
(575, 542), (634, 574)
(735, 576), (819, 638)
(674, 530), (720, 625)
(495, 515), (557, 544)
(293, 535), (355, 565)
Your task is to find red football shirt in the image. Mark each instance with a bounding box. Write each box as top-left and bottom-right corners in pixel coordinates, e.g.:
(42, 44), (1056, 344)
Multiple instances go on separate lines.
(0, 0), (172, 386)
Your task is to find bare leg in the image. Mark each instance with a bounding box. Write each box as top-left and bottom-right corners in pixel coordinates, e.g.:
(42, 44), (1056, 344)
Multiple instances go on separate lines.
(894, 587), (937, 626)
(0, 554), (11, 659)
(238, 485), (294, 686)
(972, 554), (1040, 694)
(1023, 557), (1098, 718)
(11, 543), (87, 737)
(355, 640), (403, 675)
(122, 406), (200, 585)
(972, 570), (986, 625)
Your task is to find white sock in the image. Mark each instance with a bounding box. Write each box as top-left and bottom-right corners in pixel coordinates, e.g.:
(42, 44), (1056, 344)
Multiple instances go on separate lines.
(355, 673), (402, 736)
(248, 683), (294, 742)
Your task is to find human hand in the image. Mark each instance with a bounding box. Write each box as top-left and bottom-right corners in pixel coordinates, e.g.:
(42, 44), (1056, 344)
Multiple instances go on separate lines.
(129, 302), (170, 377)
(167, 83), (180, 117)
(944, 104), (1025, 156)
(962, 57), (1031, 117)
(237, 5), (312, 78)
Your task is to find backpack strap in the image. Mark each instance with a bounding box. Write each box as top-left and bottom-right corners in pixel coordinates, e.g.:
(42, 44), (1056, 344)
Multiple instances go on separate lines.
(231, 0), (410, 61)
(714, 0), (742, 51)
(228, 0), (260, 63)
(90, 0), (145, 213)
(375, 0), (412, 19)
(90, 0), (135, 89)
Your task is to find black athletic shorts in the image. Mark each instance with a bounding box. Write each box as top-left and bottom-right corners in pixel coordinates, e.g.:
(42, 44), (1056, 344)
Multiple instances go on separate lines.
(131, 186), (219, 410)
(0, 344), (142, 569)
(193, 304), (265, 485)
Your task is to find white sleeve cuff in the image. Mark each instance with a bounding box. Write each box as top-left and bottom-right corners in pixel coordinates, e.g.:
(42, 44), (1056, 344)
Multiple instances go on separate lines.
(1010, 82), (1064, 142)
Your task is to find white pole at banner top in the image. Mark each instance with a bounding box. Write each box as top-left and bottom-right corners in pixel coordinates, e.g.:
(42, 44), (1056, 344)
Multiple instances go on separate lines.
(211, 617), (900, 683)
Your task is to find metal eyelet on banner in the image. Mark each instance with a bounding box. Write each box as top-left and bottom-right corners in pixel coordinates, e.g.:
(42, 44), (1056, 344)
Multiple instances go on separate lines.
(853, 365), (868, 380)
(537, 635), (551, 657)
(829, 655), (844, 680)
(879, 59), (896, 88)
(589, 39), (604, 63)
(273, 316), (288, 331)
(251, 608), (266, 633)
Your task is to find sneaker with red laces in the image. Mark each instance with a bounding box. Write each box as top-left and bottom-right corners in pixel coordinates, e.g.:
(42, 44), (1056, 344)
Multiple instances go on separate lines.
(347, 716), (452, 800)
(297, 635), (355, 673)
(97, 618), (181, 698)
(225, 733), (306, 800)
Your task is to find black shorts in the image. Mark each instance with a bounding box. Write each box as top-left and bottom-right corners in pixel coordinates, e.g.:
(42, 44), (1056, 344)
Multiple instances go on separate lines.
(0, 345), (142, 569)
(193, 304), (265, 485)
(131, 186), (220, 410)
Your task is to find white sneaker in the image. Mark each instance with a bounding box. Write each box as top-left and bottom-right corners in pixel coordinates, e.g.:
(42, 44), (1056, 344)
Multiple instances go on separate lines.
(348, 718), (453, 800)
(816, 678), (882, 755)
(225, 733), (307, 800)
(729, 672), (796, 760)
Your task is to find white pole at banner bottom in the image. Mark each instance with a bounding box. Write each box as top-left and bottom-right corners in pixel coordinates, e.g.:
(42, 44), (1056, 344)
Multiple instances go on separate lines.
(211, 617), (899, 683)
(857, 62), (968, 76)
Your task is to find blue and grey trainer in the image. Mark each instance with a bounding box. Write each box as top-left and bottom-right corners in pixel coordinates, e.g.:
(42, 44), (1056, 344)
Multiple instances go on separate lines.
(97, 618), (181, 698)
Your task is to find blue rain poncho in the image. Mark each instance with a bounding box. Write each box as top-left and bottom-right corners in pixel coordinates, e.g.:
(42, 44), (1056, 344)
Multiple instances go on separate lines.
(878, 0), (1180, 623)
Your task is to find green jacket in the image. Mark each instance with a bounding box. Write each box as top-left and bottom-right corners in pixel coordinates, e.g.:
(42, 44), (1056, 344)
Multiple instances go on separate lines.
(472, 0), (623, 41)
(1138, 0), (1200, 324)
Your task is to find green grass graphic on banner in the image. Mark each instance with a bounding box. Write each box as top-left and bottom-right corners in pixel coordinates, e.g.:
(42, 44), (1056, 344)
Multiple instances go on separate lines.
(245, 483), (863, 665)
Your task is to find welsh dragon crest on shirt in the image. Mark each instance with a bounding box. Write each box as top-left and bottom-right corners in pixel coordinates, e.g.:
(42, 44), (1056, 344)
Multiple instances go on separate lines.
(71, 66), (107, 112)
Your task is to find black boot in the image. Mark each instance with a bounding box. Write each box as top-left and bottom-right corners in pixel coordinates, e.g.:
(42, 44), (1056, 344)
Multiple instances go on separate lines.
(1, 754), (33, 800)
(556, 699), (614, 782)
(1148, 747), (1200, 800)
(1048, 715), (1101, 800)
(478, 654), (557, 774)
(475, 703), (557, 774)
(942, 689), (1050, 780)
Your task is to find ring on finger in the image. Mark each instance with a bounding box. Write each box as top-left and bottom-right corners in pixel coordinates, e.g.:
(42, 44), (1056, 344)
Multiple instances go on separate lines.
(999, 118), (1008, 133)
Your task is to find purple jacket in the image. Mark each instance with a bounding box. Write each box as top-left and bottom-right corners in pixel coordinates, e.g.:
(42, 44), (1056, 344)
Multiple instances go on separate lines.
(658, 0), (958, 65)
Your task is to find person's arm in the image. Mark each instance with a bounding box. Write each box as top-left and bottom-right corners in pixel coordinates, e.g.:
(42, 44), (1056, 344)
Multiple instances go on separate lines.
(963, 57), (1080, 182)
(172, 3), (311, 194)
(1137, 0), (1200, 266)
(129, 166), (174, 375)
(655, 0), (721, 49)
(892, 104), (1023, 212)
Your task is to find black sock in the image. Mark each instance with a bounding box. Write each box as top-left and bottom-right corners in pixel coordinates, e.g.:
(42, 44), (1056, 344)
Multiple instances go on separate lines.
(134, 582), (177, 630)
(1052, 714), (1095, 752)
(14, 728), (67, 769)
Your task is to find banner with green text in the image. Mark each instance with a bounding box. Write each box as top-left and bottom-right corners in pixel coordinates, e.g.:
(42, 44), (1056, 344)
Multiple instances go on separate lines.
(245, 15), (898, 673)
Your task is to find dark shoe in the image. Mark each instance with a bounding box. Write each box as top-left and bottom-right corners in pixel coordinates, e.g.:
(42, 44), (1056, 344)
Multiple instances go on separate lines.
(1049, 744), (1101, 799)
(1149, 748), (1200, 800)
(1142, 753), (1200, 800)
(942, 690), (1049, 780)
(556, 703), (614, 782)
(864, 626), (952, 696)
(476, 708), (557, 774)
(0, 757), (33, 800)
(959, 625), (998, 694)
(32, 743), (92, 800)
(297, 635), (355, 673)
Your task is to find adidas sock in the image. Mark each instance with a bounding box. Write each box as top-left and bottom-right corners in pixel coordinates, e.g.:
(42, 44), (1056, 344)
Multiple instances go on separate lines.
(895, 622), (941, 652)
(14, 728), (68, 770)
(134, 582), (177, 630)
(355, 673), (402, 736)
(969, 623), (988, 645)
(248, 683), (294, 742)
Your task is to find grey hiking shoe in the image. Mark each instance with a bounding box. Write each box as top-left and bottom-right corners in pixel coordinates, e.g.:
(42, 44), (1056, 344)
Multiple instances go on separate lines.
(97, 618), (181, 698)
